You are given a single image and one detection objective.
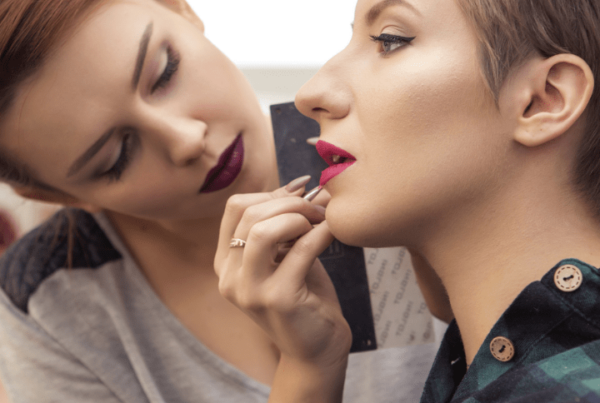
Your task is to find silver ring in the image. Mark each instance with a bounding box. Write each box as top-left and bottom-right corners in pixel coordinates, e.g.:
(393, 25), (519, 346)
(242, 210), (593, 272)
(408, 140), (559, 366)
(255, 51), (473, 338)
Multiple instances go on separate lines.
(229, 238), (247, 248)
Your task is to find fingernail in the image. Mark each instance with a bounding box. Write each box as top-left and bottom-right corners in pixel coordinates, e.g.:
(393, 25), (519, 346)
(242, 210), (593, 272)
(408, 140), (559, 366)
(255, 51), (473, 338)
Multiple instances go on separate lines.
(306, 137), (319, 146)
(313, 205), (326, 215)
(286, 175), (312, 193)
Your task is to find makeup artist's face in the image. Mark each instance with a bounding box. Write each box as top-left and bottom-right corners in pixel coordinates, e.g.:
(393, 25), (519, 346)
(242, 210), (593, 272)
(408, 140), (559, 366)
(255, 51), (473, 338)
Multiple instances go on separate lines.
(0, 0), (277, 222)
(296, 0), (513, 247)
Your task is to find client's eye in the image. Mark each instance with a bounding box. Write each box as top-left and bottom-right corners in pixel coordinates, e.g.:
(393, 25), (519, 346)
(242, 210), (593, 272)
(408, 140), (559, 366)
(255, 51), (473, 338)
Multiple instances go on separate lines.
(102, 131), (138, 183)
(370, 33), (415, 55)
(151, 46), (181, 93)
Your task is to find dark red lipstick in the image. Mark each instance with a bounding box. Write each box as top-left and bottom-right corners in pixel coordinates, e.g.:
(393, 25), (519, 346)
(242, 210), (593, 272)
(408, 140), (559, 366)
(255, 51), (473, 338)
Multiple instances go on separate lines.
(316, 140), (356, 187)
(200, 133), (244, 193)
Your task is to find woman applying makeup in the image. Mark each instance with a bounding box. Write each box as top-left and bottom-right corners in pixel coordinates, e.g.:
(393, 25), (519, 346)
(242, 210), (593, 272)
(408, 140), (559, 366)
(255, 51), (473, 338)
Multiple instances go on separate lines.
(0, 0), (439, 402)
(215, 0), (600, 401)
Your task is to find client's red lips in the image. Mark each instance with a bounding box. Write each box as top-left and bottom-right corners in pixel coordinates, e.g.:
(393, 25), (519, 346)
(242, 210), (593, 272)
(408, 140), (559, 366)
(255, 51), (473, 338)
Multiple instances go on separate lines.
(316, 140), (356, 187)
(200, 134), (244, 193)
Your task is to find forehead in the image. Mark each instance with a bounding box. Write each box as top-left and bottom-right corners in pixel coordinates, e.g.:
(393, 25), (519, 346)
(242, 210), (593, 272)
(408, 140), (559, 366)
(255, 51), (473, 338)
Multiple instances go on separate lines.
(21, 1), (154, 125)
(0, 1), (163, 174)
(355, 0), (465, 27)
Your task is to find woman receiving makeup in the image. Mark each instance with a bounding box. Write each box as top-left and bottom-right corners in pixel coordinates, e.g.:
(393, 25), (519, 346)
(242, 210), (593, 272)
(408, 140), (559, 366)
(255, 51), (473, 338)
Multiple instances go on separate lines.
(215, 0), (600, 401)
(0, 0), (441, 402)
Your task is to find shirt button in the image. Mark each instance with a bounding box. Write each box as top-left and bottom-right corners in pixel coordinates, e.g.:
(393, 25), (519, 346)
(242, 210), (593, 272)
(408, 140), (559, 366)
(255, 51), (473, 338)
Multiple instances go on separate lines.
(490, 336), (515, 362)
(554, 264), (583, 292)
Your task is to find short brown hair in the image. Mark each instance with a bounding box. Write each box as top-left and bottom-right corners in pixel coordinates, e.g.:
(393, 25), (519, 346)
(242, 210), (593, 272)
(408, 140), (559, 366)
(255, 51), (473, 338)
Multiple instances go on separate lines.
(458, 0), (600, 217)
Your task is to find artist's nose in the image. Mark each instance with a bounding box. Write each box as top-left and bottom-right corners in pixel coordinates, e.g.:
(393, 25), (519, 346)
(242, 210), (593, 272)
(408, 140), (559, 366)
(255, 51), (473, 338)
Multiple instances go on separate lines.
(156, 115), (208, 167)
(295, 52), (351, 123)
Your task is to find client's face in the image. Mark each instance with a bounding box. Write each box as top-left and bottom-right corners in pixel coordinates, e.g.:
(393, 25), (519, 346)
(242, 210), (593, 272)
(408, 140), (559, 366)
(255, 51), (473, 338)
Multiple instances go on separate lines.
(0, 0), (277, 222)
(296, 0), (514, 248)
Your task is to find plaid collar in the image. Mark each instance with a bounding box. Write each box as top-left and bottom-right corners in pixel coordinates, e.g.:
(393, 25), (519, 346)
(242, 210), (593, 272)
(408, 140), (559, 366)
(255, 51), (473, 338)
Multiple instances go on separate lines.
(421, 258), (600, 403)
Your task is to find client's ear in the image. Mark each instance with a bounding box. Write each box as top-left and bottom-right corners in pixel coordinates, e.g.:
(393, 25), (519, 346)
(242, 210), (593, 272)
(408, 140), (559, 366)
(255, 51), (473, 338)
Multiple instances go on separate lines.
(12, 186), (102, 214)
(511, 54), (594, 147)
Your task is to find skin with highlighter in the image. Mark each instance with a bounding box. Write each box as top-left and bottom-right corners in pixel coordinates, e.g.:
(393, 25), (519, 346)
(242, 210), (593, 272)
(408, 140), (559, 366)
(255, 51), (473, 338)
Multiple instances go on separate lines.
(214, 0), (600, 401)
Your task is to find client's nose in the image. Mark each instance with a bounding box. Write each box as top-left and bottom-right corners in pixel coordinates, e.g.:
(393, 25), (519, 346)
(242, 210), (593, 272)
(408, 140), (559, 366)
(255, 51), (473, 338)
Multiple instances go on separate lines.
(295, 54), (351, 122)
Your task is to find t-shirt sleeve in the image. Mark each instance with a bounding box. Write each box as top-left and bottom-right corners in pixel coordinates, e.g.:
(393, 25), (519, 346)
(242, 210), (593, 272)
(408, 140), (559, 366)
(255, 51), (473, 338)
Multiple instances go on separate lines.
(0, 291), (124, 403)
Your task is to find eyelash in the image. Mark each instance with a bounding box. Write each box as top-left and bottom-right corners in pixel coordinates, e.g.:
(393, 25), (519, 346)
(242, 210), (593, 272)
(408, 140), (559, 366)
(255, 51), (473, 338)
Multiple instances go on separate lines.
(370, 33), (415, 55)
(103, 132), (137, 183)
(151, 46), (181, 93)
(100, 48), (180, 183)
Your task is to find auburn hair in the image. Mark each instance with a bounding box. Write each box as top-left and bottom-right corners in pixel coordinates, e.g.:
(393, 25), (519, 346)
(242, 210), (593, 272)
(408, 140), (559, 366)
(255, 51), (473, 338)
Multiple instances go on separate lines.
(458, 0), (600, 217)
(0, 0), (99, 186)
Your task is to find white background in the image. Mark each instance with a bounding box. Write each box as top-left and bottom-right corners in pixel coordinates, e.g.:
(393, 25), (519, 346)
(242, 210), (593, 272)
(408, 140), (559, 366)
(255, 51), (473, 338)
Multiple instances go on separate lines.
(187, 0), (356, 68)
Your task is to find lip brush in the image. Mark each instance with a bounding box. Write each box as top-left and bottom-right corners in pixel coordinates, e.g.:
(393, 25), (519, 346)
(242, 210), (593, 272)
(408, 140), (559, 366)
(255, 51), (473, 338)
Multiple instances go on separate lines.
(303, 186), (323, 202)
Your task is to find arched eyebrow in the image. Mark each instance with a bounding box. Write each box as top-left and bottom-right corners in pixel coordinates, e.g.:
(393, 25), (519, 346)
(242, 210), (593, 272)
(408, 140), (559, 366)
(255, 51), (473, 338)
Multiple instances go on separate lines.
(132, 22), (154, 90)
(67, 128), (116, 178)
(366, 0), (421, 26)
(67, 22), (153, 179)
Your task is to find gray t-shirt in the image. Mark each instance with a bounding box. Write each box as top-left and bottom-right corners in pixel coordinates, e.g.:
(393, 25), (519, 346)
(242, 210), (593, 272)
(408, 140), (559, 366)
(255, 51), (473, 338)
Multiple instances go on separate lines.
(0, 209), (436, 402)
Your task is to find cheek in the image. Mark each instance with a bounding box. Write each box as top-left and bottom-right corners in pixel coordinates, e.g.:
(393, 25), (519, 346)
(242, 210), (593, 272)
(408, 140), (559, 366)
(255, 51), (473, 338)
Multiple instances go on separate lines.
(326, 56), (506, 245)
(94, 179), (182, 217)
(358, 51), (497, 173)
(361, 49), (488, 140)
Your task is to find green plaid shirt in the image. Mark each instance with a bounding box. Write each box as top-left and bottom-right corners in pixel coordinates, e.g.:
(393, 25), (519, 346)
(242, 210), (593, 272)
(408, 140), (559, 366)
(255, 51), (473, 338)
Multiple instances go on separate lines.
(421, 259), (600, 403)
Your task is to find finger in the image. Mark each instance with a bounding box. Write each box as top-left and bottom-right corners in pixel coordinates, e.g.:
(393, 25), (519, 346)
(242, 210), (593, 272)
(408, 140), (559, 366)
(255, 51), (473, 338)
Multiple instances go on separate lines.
(241, 213), (315, 281)
(224, 197), (325, 274)
(233, 196), (325, 241)
(271, 221), (335, 287)
(274, 245), (292, 263)
(217, 213), (314, 307)
(216, 175), (311, 263)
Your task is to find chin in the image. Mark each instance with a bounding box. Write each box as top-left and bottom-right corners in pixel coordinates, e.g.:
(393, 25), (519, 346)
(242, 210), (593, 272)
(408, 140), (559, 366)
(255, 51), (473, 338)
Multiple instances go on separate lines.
(325, 202), (401, 248)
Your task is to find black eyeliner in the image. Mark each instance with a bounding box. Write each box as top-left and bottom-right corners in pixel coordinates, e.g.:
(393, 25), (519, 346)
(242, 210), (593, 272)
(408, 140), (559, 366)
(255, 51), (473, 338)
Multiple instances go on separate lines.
(370, 33), (416, 54)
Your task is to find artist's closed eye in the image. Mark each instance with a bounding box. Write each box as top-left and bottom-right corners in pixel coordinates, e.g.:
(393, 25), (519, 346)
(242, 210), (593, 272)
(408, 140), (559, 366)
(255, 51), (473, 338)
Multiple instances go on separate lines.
(101, 130), (138, 183)
(370, 33), (415, 55)
(151, 46), (180, 93)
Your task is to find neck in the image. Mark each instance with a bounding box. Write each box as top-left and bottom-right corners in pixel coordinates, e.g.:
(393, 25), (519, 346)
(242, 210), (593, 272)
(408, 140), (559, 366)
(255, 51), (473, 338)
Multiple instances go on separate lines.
(106, 211), (224, 271)
(419, 176), (600, 365)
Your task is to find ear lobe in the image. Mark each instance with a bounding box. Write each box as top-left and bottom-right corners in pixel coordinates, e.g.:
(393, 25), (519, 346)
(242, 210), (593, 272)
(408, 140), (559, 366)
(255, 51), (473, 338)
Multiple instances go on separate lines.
(513, 54), (594, 148)
(12, 186), (102, 214)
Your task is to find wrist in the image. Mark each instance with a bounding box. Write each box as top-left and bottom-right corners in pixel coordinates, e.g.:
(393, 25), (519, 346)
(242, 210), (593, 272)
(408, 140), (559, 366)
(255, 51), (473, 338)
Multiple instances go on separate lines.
(268, 354), (349, 403)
